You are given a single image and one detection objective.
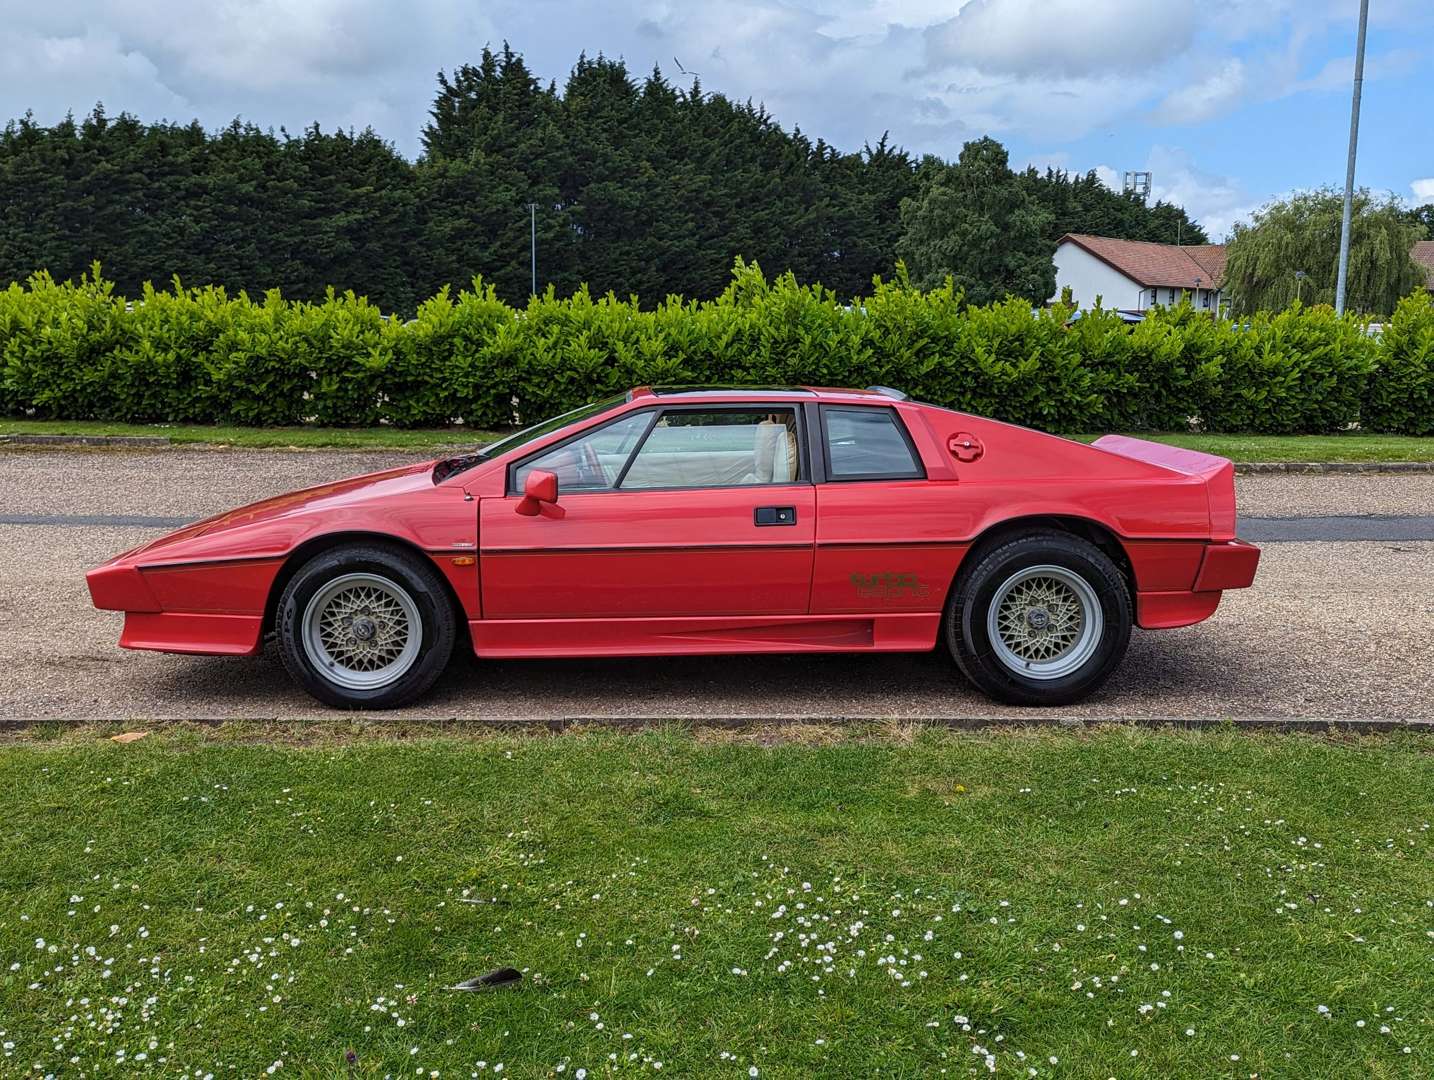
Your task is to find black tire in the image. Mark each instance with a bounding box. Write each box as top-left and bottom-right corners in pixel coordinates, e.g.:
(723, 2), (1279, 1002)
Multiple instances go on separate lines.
(276, 543), (457, 709)
(945, 530), (1131, 706)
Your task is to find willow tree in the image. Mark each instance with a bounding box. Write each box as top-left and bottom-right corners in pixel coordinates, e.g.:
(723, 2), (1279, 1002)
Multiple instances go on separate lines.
(1223, 188), (1424, 316)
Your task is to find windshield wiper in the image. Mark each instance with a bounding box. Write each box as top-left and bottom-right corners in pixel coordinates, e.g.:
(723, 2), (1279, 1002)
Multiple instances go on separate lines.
(432, 453), (486, 484)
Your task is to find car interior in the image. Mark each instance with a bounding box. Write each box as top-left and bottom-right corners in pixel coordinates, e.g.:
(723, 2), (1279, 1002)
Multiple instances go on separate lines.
(519, 409), (801, 491)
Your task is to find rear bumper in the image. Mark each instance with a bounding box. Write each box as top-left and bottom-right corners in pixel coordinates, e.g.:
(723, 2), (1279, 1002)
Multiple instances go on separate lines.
(1136, 538), (1260, 629)
(1193, 538), (1261, 592)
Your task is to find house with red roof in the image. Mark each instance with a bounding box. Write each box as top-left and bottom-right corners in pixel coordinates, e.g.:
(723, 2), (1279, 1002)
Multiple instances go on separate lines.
(1053, 233), (1434, 317)
(1413, 241), (1434, 294)
(1052, 234), (1229, 315)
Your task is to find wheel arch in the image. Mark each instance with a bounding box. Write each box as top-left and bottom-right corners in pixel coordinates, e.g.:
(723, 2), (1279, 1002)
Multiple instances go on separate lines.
(262, 531), (468, 641)
(942, 513), (1136, 706)
(955, 514), (1134, 598)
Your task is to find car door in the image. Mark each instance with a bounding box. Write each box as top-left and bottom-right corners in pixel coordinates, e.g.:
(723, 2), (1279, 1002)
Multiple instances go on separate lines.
(810, 403), (967, 614)
(479, 404), (815, 619)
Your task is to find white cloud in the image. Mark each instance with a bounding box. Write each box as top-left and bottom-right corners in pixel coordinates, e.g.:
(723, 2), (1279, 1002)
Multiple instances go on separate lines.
(1094, 147), (1262, 240)
(1, 1), (494, 151)
(1022, 150), (1072, 172)
(0, 0), (1427, 213)
(1154, 59), (1249, 124)
(815, 0), (968, 39)
(1412, 178), (1434, 203)
(1093, 165), (1121, 191)
(624, 1), (1157, 148)
(1147, 32), (1423, 130)
(0, 26), (191, 122)
(924, 1), (1198, 78)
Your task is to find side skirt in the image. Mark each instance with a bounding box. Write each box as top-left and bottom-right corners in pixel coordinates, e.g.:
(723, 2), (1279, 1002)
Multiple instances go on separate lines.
(469, 613), (942, 659)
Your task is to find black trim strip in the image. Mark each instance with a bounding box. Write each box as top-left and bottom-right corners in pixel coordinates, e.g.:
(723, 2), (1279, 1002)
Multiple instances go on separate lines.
(815, 540), (969, 550)
(480, 537), (1222, 556)
(136, 554), (285, 570)
(815, 536), (1219, 549)
(137, 547), (478, 571)
(802, 401), (827, 484)
(481, 542), (814, 556)
(611, 409), (662, 489)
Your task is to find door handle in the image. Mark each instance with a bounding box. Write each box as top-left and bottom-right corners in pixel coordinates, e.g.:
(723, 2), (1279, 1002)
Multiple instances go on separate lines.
(754, 506), (797, 526)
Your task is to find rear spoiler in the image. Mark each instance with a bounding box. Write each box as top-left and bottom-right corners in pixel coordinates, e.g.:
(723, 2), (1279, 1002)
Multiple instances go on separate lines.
(1092, 435), (1237, 541)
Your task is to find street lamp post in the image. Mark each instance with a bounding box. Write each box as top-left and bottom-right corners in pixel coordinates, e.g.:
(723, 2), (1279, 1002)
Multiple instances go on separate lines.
(1295, 269), (1307, 306)
(1334, 0), (1370, 316)
(527, 202), (538, 297)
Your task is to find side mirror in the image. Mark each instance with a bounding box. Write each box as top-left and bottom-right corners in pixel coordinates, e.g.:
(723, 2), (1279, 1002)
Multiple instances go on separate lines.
(515, 469), (559, 516)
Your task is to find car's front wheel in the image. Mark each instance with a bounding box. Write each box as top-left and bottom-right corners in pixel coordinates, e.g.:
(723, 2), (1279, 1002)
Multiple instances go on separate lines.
(276, 543), (456, 709)
(946, 531), (1131, 706)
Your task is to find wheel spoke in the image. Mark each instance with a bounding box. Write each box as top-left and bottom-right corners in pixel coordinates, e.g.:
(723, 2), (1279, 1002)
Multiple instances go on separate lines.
(301, 572), (423, 691)
(985, 564), (1104, 681)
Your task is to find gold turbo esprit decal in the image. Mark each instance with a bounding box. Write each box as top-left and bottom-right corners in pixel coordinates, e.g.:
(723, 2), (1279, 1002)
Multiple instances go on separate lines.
(850, 572), (930, 601)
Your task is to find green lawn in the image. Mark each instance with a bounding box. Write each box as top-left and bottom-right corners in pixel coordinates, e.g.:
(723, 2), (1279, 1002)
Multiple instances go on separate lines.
(1, 725), (1430, 1078)
(1072, 432), (1434, 463)
(0, 419), (499, 451)
(3, 418), (1432, 461)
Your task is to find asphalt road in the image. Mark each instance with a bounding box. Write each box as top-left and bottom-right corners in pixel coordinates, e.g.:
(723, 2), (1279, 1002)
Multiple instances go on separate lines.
(2, 448), (1432, 723)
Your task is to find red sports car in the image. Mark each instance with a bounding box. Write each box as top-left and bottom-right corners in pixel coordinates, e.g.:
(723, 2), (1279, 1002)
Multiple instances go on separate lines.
(87, 386), (1259, 709)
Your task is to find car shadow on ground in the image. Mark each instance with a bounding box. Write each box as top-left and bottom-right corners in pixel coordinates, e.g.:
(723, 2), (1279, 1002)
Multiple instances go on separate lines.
(127, 626), (1252, 721)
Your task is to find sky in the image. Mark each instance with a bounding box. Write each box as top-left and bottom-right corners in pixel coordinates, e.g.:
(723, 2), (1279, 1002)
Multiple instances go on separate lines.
(3, 0), (1432, 240)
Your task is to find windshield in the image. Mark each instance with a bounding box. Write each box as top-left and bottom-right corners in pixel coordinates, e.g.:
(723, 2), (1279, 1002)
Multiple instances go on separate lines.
(478, 395), (628, 460)
(431, 396), (629, 484)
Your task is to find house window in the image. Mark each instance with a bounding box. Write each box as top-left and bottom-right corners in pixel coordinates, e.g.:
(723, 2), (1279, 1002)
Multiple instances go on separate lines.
(1168, 288), (1177, 304)
(1151, 289), (1160, 308)
(1201, 290), (1211, 308)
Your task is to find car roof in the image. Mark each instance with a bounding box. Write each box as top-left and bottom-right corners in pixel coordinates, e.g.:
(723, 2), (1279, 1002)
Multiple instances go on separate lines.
(629, 385), (907, 404)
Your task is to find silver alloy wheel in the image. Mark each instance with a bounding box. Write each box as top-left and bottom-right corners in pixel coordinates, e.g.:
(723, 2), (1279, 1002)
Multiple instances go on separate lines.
(986, 564), (1103, 681)
(301, 572), (422, 691)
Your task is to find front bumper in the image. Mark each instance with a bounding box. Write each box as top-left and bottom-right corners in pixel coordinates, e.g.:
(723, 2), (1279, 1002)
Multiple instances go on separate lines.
(120, 611), (264, 656)
(88, 556), (271, 656)
(86, 562), (160, 612)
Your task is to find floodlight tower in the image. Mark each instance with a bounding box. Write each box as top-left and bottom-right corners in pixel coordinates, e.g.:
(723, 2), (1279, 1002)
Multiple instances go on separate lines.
(1123, 171), (1152, 202)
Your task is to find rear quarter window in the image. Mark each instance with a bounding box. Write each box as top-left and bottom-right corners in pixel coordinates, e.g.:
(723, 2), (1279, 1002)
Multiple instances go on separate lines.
(822, 406), (924, 481)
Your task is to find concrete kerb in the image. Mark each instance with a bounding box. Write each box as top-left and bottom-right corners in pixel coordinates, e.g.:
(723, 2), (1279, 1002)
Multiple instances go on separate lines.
(0, 713), (1430, 736)
(0, 433), (173, 448)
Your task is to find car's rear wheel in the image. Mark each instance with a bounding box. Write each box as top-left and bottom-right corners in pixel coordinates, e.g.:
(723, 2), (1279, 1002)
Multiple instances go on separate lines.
(277, 543), (456, 709)
(945, 531), (1131, 706)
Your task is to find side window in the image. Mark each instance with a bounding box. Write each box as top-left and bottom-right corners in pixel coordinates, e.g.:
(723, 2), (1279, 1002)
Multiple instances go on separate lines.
(512, 411), (651, 493)
(823, 406), (923, 481)
(620, 409), (801, 490)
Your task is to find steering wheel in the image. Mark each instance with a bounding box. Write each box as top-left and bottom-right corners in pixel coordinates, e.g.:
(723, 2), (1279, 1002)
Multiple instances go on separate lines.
(578, 439), (603, 486)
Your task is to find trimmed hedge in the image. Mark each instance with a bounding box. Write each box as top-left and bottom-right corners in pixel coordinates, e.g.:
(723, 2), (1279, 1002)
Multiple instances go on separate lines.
(1363, 291), (1434, 436)
(2, 261), (1431, 434)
